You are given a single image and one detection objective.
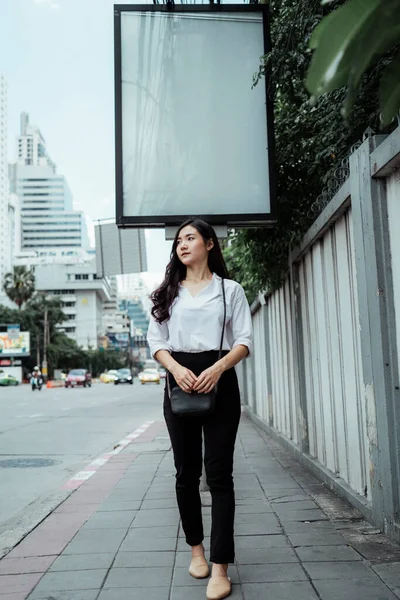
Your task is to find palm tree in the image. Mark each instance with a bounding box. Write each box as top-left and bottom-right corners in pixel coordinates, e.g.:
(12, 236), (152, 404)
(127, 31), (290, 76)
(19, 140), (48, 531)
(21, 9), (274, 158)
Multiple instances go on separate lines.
(3, 266), (36, 310)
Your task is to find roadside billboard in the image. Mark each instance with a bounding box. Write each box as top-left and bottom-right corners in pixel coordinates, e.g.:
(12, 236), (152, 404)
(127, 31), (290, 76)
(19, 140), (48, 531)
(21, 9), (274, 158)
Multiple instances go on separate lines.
(114, 4), (276, 229)
(0, 332), (30, 357)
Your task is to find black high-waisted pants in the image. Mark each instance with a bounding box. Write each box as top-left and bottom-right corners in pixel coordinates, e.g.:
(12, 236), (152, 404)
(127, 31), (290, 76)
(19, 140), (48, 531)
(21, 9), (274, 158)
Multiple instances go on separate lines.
(163, 351), (241, 564)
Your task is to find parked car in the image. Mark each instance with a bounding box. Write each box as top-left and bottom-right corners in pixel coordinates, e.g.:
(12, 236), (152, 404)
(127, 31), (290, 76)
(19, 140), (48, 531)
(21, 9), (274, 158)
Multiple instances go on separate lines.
(139, 368), (160, 385)
(100, 369), (119, 384)
(158, 367), (167, 380)
(0, 373), (19, 386)
(65, 369), (92, 388)
(114, 368), (133, 385)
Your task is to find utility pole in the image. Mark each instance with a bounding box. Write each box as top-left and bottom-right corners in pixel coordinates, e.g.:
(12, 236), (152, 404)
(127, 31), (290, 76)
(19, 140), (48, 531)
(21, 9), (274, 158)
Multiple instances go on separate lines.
(42, 307), (48, 381)
(36, 333), (40, 367)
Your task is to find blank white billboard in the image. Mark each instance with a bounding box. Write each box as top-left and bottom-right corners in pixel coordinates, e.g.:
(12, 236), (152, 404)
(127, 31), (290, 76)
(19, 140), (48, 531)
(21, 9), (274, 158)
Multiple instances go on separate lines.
(115, 6), (276, 227)
(95, 223), (147, 277)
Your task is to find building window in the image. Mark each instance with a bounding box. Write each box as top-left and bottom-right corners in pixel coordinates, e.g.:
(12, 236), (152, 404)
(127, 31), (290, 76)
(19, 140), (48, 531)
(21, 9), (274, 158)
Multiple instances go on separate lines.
(75, 274), (82, 280)
(82, 274), (89, 280)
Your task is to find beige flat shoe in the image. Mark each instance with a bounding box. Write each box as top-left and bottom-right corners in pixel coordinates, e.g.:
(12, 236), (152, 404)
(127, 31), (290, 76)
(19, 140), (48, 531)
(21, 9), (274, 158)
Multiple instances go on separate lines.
(189, 555), (210, 579)
(206, 576), (232, 600)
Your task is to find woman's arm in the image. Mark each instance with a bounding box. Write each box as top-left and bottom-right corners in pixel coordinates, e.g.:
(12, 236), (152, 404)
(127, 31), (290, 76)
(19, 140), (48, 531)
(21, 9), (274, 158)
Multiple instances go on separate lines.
(154, 349), (198, 392)
(192, 345), (248, 393)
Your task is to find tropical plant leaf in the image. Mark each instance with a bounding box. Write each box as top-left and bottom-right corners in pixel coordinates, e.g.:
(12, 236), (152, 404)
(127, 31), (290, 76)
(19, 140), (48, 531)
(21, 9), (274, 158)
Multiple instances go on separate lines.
(306, 0), (380, 95)
(380, 50), (400, 124)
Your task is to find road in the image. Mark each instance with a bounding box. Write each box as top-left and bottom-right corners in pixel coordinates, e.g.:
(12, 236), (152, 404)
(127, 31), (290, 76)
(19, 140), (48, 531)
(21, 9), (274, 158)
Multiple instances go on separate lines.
(0, 379), (165, 551)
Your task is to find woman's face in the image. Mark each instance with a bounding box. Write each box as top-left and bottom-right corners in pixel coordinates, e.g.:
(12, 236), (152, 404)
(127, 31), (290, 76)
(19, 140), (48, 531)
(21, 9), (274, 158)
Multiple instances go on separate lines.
(176, 225), (213, 267)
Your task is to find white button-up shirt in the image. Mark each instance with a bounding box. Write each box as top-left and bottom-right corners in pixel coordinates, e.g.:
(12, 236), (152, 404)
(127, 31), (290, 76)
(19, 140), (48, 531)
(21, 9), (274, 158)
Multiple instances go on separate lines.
(147, 273), (253, 359)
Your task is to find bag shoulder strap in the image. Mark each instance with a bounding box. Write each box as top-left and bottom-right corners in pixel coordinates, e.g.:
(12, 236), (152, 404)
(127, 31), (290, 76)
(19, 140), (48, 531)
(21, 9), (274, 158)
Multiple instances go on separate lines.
(218, 278), (227, 360)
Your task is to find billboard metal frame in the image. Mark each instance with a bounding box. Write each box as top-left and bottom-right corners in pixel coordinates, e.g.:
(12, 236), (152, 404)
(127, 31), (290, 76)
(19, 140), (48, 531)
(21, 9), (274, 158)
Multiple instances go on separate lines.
(114, 3), (277, 228)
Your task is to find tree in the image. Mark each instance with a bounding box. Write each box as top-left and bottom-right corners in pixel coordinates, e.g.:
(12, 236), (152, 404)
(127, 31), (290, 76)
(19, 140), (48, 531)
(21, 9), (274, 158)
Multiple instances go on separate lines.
(225, 0), (396, 300)
(306, 0), (400, 125)
(3, 266), (35, 310)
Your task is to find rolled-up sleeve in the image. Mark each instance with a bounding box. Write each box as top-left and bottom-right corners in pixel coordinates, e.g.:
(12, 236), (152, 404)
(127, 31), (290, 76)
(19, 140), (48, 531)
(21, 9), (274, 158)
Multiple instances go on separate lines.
(147, 315), (170, 360)
(231, 285), (253, 357)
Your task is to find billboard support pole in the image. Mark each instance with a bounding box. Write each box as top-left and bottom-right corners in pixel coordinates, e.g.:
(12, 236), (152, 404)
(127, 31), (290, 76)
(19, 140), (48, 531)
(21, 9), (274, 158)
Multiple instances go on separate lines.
(42, 308), (48, 381)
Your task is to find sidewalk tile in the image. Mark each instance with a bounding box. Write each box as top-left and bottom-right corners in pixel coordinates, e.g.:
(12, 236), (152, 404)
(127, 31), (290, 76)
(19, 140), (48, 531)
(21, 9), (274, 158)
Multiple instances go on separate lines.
(237, 563), (307, 583)
(98, 587), (170, 600)
(171, 585), (243, 600)
(49, 553), (115, 571)
(235, 503), (273, 514)
(279, 509), (329, 522)
(235, 512), (276, 524)
(235, 521), (281, 536)
(234, 534), (289, 549)
(28, 590), (99, 599)
(0, 557), (56, 575)
(82, 510), (136, 529)
(235, 547), (298, 564)
(124, 525), (178, 540)
(120, 536), (177, 552)
(0, 594), (33, 600)
(97, 500), (141, 512)
(114, 551), (175, 568)
(130, 510), (179, 528)
(0, 573), (43, 594)
(303, 561), (378, 580)
(54, 503), (99, 514)
(104, 566), (172, 588)
(296, 545), (361, 562)
(140, 499), (178, 510)
(63, 528), (127, 554)
(313, 578), (399, 599)
(273, 500), (319, 512)
(287, 532), (346, 546)
(242, 582), (319, 600)
(27, 569), (106, 594)
(282, 520), (336, 533)
(373, 563), (400, 596)
(144, 491), (177, 500)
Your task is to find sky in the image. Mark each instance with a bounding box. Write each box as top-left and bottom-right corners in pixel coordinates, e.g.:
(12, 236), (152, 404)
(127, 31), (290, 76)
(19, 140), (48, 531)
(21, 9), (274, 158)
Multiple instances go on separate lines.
(0, 0), (172, 278)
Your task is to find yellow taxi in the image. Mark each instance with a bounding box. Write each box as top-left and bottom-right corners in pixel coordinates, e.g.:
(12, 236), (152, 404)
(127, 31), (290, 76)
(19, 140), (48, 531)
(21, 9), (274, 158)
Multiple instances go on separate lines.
(100, 369), (119, 384)
(139, 368), (161, 385)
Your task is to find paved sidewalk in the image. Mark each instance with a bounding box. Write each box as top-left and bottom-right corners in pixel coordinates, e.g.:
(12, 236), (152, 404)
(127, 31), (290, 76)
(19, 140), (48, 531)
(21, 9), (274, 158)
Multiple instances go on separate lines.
(1, 415), (400, 600)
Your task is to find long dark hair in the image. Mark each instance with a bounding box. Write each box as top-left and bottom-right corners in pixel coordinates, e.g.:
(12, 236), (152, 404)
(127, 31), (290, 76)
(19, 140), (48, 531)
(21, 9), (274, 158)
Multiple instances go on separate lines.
(150, 219), (230, 323)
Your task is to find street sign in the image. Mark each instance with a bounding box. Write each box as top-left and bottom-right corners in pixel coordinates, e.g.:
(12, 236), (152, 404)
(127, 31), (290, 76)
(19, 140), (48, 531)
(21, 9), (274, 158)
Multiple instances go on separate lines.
(114, 4), (276, 229)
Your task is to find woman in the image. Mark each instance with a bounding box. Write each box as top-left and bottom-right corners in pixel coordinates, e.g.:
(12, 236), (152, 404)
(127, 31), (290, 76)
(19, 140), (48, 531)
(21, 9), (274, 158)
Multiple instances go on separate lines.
(147, 219), (252, 600)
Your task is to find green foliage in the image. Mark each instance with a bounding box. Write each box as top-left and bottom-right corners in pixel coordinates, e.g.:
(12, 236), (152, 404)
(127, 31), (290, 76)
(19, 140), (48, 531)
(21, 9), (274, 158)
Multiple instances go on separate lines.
(3, 266), (35, 310)
(87, 349), (127, 377)
(47, 332), (87, 373)
(225, 0), (395, 299)
(306, 0), (400, 124)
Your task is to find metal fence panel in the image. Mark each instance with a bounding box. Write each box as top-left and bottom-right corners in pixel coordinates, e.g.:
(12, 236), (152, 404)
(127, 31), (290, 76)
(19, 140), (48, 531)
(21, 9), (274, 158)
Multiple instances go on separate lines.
(387, 170), (400, 384)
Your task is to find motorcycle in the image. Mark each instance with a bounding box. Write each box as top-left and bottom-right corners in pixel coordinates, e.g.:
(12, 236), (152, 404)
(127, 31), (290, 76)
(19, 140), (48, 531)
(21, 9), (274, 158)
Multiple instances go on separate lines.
(31, 376), (43, 391)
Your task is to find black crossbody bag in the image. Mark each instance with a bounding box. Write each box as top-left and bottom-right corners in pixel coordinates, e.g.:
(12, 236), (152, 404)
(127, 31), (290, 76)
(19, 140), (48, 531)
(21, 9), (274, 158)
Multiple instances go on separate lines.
(166, 279), (226, 417)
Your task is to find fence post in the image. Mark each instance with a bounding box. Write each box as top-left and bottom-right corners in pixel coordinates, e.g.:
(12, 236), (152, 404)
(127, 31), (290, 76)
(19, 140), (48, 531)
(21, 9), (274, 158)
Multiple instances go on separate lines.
(349, 135), (399, 540)
(289, 259), (309, 455)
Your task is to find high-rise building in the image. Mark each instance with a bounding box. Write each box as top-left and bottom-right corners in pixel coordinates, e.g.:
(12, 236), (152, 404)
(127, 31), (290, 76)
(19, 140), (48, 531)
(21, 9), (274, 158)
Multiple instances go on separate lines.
(0, 75), (11, 283)
(34, 259), (112, 349)
(9, 113), (88, 252)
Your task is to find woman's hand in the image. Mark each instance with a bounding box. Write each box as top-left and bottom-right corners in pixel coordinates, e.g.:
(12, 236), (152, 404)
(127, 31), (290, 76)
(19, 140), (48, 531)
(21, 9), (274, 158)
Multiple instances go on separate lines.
(193, 363), (225, 394)
(171, 364), (198, 392)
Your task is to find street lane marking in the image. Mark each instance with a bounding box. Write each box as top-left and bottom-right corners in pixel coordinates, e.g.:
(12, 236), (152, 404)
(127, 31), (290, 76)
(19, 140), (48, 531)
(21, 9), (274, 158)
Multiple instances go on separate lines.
(61, 420), (155, 490)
